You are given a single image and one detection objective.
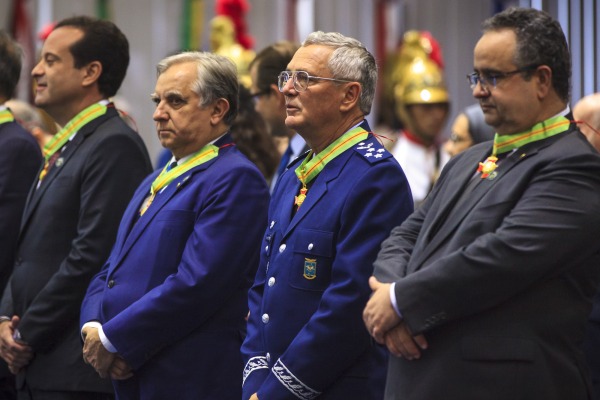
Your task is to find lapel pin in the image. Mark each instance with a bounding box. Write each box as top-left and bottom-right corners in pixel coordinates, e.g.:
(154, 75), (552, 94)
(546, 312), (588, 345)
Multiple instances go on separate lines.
(55, 158), (64, 167)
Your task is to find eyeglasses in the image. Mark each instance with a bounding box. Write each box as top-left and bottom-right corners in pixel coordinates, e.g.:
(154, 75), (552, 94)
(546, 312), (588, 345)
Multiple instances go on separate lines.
(466, 65), (539, 91)
(278, 70), (354, 92)
(250, 89), (271, 103)
(448, 133), (470, 144)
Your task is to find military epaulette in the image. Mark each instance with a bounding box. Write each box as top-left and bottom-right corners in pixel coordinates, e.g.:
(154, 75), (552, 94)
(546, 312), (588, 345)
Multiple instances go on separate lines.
(353, 140), (391, 163)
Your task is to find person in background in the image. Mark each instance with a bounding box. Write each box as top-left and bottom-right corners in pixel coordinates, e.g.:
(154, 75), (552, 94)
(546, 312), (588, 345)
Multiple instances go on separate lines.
(242, 31), (413, 400)
(573, 93), (600, 399)
(444, 103), (495, 157)
(80, 51), (269, 400)
(573, 93), (600, 152)
(0, 30), (43, 400)
(364, 7), (600, 400)
(388, 31), (451, 207)
(5, 99), (58, 150)
(0, 16), (151, 400)
(249, 40), (309, 192)
(230, 85), (279, 181)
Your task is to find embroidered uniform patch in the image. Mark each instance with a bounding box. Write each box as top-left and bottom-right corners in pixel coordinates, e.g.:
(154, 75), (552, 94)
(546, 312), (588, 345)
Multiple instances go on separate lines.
(303, 258), (316, 280)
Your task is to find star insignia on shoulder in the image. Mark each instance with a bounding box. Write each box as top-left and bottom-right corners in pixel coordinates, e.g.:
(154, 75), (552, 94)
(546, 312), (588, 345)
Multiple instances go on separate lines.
(357, 143), (373, 150)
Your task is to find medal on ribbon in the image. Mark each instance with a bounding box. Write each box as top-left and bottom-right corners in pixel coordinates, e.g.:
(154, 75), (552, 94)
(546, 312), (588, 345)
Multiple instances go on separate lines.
(294, 126), (369, 208)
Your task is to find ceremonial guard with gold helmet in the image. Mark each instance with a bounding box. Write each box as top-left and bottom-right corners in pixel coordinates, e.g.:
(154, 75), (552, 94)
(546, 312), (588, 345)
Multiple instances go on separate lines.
(387, 31), (451, 207)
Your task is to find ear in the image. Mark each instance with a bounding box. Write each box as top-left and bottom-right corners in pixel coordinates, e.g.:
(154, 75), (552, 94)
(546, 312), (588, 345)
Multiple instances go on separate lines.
(209, 98), (230, 125)
(534, 65), (552, 99)
(81, 61), (102, 88)
(339, 82), (361, 112)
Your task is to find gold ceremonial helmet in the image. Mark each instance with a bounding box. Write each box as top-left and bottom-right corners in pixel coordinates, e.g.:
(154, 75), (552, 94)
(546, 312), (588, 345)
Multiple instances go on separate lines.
(389, 30), (450, 133)
(394, 57), (449, 106)
(209, 15), (255, 88)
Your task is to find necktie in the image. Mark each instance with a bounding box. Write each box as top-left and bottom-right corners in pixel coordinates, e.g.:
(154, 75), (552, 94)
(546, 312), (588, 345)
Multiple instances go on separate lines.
(277, 145), (293, 178)
(166, 161), (177, 172)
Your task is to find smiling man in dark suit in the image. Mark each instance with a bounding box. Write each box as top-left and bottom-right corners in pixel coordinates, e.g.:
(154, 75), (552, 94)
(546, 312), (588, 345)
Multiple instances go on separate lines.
(0, 16), (151, 400)
(364, 7), (600, 400)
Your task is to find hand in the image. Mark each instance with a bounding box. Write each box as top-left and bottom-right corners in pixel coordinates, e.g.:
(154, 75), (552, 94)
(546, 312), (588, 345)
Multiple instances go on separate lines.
(0, 316), (33, 372)
(249, 394), (259, 400)
(82, 326), (115, 378)
(384, 322), (428, 360)
(109, 356), (133, 380)
(363, 276), (401, 343)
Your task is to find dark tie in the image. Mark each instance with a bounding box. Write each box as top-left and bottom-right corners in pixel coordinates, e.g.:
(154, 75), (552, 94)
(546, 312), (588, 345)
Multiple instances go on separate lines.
(166, 160), (177, 171)
(277, 145), (293, 177)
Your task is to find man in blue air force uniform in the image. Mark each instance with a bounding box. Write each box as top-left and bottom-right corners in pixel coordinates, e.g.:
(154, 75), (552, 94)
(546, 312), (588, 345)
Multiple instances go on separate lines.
(242, 31), (413, 400)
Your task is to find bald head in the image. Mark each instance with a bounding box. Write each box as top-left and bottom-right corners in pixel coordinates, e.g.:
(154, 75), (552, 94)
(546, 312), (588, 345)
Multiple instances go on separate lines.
(573, 93), (600, 152)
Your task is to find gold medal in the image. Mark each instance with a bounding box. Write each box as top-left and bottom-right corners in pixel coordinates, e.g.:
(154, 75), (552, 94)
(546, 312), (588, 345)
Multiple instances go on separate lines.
(477, 156), (498, 178)
(294, 186), (307, 208)
(139, 193), (155, 216)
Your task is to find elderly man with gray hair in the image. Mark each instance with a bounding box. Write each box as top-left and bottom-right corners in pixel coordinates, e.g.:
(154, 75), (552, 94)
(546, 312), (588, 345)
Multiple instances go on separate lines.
(79, 51), (269, 399)
(241, 31), (413, 400)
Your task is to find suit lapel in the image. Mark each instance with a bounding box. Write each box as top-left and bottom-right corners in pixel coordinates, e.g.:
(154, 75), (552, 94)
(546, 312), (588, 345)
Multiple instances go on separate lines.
(282, 148), (349, 239)
(20, 108), (118, 236)
(413, 129), (572, 270)
(109, 153), (218, 273)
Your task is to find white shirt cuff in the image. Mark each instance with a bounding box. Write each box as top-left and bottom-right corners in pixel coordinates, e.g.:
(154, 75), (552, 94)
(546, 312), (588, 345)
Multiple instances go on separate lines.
(389, 282), (403, 318)
(81, 321), (117, 353)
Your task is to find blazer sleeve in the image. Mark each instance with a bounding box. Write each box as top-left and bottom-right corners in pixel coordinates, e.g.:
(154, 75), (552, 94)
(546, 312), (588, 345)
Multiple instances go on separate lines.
(101, 164), (269, 370)
(256, 162), (413, 399)
(394, 149), (600, 334)
(0, 134), (42, 295)
(17, 132), (151, 352)
(373, 151), (457, 282)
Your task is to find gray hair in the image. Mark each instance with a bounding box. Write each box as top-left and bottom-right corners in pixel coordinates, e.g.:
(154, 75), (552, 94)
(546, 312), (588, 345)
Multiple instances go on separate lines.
(157, 51), (239, 125)
(303, 31), (377, 115)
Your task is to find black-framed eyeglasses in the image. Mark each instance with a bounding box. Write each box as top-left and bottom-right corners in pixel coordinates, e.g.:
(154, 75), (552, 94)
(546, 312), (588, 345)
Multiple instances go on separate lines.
(250, 89), (271, 103)
(466, 65), (539, 91)
(278, 70), (354, 92)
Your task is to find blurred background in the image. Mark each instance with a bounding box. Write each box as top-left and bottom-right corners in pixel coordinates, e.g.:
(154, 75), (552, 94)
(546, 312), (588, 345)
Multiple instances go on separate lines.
(0, 0), (597, 162)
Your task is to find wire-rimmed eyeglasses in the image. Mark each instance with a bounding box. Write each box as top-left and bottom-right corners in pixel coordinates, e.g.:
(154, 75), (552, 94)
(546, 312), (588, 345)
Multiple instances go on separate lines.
(466, 65), (539, 91)
(278, 70), (354, 92)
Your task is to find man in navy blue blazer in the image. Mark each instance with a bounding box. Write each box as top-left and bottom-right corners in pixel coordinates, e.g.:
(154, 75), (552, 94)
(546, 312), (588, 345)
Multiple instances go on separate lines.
(80, 52), (269, 399)
(241, 32), (413, 400)
(0, 30), (42, 400)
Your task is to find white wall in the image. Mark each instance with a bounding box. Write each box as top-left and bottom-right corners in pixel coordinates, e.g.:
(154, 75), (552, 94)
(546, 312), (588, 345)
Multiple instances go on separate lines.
(1, 0), (552, 162)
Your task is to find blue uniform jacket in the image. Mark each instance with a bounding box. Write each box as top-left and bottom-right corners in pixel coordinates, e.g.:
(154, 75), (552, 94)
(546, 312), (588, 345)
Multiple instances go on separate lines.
(242, 123), (414, 400)
(80, 134), (269, 400)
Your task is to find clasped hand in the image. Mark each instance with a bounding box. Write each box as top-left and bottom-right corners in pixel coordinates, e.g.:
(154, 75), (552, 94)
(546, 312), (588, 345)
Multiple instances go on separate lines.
(0, 316), (33, 374)
(82, 326), (133, 380)
(363, 276), (428, 360)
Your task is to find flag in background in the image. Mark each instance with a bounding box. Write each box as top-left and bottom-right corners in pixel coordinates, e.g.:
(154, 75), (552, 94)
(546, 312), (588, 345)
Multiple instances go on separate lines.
(10, 0), (35, 103)
(180, 0), (204, 51)
(96, 0), (112, 20)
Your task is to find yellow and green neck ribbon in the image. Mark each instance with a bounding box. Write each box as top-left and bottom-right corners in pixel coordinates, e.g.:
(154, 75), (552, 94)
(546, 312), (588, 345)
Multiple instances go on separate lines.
(140, 143), (219, 216)
(39, 103), (109, 181)
(478, 115), (571, 178)
(0, 109), (15, 124)
(294, 126), (369, 207)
